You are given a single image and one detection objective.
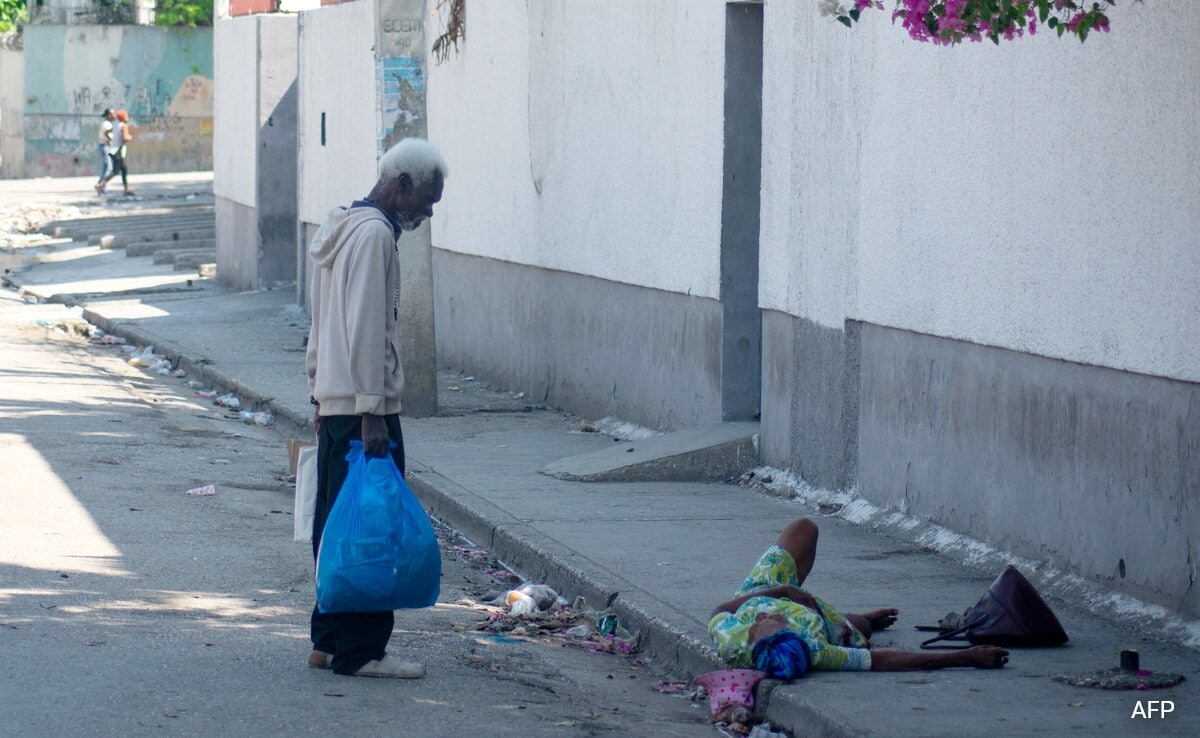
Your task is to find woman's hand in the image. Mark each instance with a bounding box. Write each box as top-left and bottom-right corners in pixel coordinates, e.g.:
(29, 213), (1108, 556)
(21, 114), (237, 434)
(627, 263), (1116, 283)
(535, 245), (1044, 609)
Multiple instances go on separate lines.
(777, 586), (820, 610)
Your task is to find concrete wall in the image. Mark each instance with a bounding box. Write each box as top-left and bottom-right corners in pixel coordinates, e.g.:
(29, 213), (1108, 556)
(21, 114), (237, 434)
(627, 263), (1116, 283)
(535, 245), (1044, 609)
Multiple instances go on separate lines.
(427, 0), (727, 430)
(22, 25), (214, 178)
(256, 15), (299, 288)
(759, 2), (1200, 384)
(285, 0), (1199, 615)
(0, 35), (22, 178)
(856, 323), (1200, 617)
(295, 0), (378, 304)
(756, 0), (1200, 615)
(214, 14), (298, 291)
(214, 18), (257, 207)
(296, 0), (377, 227)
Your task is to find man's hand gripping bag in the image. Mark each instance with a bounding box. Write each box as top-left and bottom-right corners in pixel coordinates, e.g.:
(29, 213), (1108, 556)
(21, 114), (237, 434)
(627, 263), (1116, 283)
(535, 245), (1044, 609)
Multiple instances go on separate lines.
(316, 441), (441, 612)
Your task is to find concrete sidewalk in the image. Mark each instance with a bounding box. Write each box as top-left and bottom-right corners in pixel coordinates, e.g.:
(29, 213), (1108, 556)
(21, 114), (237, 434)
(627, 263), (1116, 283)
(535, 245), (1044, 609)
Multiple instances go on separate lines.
(4, 201), (1198, 736)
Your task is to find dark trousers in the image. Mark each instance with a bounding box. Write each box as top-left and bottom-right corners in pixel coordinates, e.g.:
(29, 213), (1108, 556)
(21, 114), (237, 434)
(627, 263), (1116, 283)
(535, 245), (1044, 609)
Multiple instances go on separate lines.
(109, 152), (128, 188)
(310, 414), (406, 675)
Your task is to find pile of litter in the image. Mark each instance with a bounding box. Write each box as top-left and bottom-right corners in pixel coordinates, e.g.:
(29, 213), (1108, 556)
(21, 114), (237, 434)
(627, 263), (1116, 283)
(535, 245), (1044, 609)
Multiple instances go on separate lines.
(469, 582), (641, 658)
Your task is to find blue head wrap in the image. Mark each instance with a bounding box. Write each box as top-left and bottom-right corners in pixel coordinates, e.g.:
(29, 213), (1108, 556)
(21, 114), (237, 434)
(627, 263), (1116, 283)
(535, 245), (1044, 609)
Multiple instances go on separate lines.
(751, 630), (811, 680)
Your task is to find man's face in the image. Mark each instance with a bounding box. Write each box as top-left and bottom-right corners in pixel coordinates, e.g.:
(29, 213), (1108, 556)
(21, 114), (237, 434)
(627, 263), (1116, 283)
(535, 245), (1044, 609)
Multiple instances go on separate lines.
(383, 171), (444, 231)
(748, 612), (790, 645)
(104, 110), (115, 120)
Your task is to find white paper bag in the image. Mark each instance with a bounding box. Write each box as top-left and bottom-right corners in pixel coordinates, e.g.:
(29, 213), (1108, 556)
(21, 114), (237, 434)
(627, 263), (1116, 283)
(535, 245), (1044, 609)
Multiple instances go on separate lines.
(293, 445), (318, 542)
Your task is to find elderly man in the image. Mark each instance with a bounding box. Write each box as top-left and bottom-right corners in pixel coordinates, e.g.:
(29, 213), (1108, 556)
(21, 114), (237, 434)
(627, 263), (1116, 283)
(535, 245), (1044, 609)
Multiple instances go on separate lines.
(710, 518), (1009, 677)
(305, 138), (447, 678)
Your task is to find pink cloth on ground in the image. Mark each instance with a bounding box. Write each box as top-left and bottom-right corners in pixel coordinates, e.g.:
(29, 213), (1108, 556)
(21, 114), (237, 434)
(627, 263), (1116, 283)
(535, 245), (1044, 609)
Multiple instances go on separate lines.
(693, 669), (768, 716)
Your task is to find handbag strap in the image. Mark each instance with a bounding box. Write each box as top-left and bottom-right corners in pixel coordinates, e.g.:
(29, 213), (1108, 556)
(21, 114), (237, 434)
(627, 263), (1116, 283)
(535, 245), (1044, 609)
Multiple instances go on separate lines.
(919, 623), (973, 650)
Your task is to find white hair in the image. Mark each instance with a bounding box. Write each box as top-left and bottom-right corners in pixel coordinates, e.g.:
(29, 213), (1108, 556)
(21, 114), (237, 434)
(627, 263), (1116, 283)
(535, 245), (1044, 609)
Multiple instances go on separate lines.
(378, 138), (448, 188)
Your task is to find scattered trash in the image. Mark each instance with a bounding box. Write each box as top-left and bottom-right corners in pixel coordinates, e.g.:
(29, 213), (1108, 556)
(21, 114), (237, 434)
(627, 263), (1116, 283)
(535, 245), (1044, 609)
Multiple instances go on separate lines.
(214, 394), (241, 409)
(127, 346), (157, 367)
(512, 583), (558, 611)
(476, 600), (639, 658)
(240, 411), (274, 426)
(596, 613), (618, 636)
(506, 590), (537, 615)
(186, 484), (216, 496)
(514, 392), (525, 399)
(747, 723), (788, 738)
(195, 389), (218, 398)
(452, 545), (489, 561)
(574, 420), (598, 433)
(94, 334), (127, 345)
(652, 680), (695, 696)
(447, 385), (461, 391)
(564, 624), (593, 638)
(148, 357), (173, 375)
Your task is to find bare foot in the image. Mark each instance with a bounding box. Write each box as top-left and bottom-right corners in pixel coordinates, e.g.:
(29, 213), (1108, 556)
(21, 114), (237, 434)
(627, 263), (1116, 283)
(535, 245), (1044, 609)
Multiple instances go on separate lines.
(963, 645), (1009, 669)
(864, 607), (899, 631)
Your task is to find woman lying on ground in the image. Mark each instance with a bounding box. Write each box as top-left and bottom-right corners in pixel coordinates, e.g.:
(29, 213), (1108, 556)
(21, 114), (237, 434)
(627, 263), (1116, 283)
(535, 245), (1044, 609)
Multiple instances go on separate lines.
(709, 518), (1009, 678)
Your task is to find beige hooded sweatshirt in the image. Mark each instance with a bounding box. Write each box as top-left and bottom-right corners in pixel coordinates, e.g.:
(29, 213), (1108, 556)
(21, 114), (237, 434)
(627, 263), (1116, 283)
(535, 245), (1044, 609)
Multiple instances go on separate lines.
(306, 205), (404, 416)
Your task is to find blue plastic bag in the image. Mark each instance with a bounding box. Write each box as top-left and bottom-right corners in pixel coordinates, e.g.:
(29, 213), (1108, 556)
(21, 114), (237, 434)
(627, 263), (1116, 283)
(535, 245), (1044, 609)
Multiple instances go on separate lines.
(315, 441), (441, 613)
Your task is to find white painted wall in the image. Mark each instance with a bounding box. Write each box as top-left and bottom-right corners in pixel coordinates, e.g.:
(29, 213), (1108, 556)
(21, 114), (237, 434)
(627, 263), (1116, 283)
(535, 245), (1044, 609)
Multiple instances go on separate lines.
(297, 0), (378, 226)
(260, 14), (298, 126)
(0, 39), (23, 178)
(761, 1), (1200, 383)
(213, 17), (258, 206)
(427, 0), (727, 300)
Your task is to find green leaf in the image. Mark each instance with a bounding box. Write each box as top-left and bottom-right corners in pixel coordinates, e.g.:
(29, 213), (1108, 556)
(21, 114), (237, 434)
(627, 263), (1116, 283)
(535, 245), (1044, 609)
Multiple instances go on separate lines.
(837, 15), (852, 28)
(1047, 17), (1058, 28)
(1038, 1), (1050, 23)
(849, 7), (861, 21)
(1056, 24), (1066, 37)
(1079, 26), (1089, 41)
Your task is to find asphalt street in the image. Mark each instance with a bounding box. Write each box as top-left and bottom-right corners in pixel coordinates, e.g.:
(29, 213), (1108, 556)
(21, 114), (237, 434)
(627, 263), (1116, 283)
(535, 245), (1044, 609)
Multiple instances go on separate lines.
(0, 275), (714, 735)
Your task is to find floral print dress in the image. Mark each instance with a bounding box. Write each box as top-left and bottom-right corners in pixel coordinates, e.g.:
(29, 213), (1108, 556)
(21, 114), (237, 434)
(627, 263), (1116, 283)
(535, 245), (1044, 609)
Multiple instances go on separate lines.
(707, 545), (872, 671)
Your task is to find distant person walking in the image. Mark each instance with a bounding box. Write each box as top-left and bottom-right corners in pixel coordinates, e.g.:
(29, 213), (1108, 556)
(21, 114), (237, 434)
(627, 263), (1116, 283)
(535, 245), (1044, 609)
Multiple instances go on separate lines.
(109, 110), (134, 196)
(94, 108), (115, 195)
(305, 138), (447, 679)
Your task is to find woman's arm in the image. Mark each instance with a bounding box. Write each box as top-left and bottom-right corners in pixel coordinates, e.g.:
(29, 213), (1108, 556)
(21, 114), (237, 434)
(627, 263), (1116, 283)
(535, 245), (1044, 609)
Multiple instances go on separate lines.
(869, 646), (1009, 671)
(710, 585), (817, 617)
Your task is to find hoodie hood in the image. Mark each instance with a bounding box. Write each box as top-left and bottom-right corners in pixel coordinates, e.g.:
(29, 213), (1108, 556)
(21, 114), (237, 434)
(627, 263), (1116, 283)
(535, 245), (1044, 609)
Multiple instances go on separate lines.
(309, 206), (394, 268)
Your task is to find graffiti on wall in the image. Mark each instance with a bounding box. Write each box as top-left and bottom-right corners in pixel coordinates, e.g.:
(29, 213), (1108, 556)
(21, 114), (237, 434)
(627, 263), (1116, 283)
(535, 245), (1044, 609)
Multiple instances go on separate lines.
(23, 26), (214, 177)
(377, 55), (425, 157)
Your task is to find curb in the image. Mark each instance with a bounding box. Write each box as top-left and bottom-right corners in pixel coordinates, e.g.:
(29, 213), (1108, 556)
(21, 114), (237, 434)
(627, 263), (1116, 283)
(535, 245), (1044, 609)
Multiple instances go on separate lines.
(78, 306), (312, 437)
(403, 457), (726, 682)
(403, 457), (859, 737)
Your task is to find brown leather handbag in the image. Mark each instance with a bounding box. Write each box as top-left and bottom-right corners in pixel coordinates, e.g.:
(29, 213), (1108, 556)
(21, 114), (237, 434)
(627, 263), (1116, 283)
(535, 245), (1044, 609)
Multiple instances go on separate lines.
(921, 565), (1069, 649)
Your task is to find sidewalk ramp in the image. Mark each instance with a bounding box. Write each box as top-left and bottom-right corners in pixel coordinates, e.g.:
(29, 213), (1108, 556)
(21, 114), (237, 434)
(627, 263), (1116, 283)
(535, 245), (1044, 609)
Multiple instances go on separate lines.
(540, 421), (759, 482)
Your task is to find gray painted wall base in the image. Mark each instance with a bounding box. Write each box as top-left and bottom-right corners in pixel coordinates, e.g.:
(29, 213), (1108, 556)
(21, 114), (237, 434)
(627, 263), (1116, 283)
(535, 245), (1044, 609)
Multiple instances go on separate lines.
(760, 310), (860, 491)
(433, 249), (723, 431)
(215, 197), (257, 291)
(760, 309), (1200, 618)
(857, 322), (1200, 619)
(540, 421), (760, 482)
